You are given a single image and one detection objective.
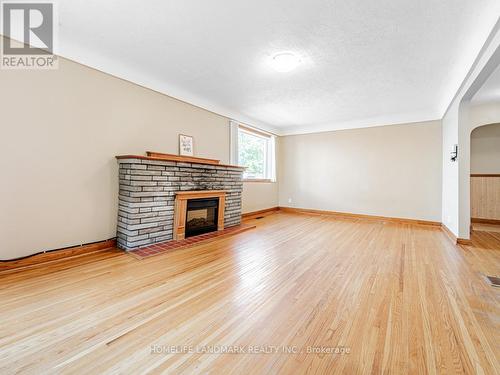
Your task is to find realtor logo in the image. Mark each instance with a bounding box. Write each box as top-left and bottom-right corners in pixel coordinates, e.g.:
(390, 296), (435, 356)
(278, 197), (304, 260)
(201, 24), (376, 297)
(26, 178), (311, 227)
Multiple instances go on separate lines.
(1, 1), (58, 69)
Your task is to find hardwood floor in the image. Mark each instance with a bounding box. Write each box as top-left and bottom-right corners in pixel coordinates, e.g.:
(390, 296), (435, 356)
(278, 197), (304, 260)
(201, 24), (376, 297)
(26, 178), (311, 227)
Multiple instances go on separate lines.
(0, 212), (498, 374)
(463, 228), (500, 278)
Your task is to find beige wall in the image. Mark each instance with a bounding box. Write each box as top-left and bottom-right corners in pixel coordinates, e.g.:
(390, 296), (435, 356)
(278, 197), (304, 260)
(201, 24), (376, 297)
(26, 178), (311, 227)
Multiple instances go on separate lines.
(279, 121), (442, 221)
(0, 52), (277, 260)
(471, 123), (500, 174)
(242, 182), (279, 213)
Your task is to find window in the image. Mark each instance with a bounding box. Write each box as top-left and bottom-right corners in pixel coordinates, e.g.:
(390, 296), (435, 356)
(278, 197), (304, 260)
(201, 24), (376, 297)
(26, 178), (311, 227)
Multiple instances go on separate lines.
(233, 124), (276, 181)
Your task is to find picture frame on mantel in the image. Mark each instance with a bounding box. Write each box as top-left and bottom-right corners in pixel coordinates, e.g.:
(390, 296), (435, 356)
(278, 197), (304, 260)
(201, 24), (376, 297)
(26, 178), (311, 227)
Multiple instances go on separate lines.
(179, 134), (194, 156)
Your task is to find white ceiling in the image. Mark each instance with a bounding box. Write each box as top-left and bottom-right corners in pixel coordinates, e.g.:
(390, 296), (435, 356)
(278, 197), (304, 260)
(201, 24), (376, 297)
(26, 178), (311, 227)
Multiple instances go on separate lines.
(472, 62), (500, 104)
(56, 0), (500, 135)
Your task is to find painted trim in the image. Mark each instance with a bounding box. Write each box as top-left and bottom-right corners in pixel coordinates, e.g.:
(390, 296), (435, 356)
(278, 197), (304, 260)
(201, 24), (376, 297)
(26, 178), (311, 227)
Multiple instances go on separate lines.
(0, 239), (117, 272)
(239, 124), (273, 138)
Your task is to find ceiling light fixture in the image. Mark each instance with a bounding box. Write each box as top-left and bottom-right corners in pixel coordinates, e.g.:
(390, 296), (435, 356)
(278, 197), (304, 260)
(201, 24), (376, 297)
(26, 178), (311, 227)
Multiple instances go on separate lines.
(271, 52), (300, 73)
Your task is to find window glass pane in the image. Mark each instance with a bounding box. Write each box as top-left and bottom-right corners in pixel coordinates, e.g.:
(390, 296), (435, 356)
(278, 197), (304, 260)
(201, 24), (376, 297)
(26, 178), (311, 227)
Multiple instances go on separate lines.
(238, 130), (267, 179)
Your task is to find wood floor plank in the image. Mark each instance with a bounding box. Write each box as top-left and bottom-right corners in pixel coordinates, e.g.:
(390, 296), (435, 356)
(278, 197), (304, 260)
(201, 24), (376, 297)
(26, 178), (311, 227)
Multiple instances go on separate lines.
(0, 212), (498, 374)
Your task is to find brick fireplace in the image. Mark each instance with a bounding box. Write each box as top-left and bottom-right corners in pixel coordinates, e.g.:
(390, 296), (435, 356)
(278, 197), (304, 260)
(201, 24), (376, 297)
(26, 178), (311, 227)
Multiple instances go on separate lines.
(115, 152), (244, 250)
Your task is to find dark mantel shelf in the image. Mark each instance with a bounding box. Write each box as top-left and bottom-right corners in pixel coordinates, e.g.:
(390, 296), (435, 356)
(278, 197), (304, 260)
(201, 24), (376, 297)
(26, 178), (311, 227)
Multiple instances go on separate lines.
(115, 151), (245, 170)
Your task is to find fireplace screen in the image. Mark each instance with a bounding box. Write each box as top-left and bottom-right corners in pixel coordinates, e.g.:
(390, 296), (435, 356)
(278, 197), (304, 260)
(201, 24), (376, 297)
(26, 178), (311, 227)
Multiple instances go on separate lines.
(185, 198), (219, 237)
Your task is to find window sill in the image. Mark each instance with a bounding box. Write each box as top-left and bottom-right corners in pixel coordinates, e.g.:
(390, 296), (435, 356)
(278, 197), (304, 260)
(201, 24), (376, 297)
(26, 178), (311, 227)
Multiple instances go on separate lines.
(243, 179), (275, 183)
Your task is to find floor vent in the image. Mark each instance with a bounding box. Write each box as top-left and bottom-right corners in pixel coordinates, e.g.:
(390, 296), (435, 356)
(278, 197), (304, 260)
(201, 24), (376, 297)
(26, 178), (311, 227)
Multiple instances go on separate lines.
(486, 276), (500, 287)
(255, 216), (265, 220)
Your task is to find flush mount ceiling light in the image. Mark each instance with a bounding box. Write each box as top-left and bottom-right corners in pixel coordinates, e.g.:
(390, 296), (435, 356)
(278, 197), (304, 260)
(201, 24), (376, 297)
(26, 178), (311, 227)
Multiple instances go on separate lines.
(271, 52), (301, 73)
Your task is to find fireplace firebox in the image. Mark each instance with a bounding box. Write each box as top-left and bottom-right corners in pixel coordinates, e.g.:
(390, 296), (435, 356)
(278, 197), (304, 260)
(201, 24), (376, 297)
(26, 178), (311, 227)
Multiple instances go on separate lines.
(173, 190), (226, 241)
(185, 198), (219, 237)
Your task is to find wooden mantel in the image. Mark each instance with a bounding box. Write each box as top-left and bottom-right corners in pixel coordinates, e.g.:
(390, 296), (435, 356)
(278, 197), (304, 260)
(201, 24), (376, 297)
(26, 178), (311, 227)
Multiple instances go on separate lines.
(173, 190), (227, 241)
(115, 151), (245, 169)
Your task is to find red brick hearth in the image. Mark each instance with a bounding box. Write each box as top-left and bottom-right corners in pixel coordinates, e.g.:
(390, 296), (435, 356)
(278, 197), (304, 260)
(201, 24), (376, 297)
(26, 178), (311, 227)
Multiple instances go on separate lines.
(128, 223), (255, 259)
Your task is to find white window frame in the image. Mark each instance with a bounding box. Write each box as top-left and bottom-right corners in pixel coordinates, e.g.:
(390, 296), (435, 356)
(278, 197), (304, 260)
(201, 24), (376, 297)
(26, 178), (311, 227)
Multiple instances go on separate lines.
(230, 121), (276, 182)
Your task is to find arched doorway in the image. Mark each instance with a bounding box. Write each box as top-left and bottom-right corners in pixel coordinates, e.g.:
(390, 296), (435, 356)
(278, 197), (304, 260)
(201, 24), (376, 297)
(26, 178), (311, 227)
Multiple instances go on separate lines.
(470, 122), (500, 233)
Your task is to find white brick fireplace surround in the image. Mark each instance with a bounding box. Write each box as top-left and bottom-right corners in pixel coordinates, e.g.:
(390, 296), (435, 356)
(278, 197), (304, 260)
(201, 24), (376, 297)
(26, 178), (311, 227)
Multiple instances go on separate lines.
(116, 152), (244, 250)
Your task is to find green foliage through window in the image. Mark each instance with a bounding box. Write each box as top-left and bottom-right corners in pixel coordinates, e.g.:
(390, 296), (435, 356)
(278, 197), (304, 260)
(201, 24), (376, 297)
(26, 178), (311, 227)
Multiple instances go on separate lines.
(238, 130), (267, 179)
